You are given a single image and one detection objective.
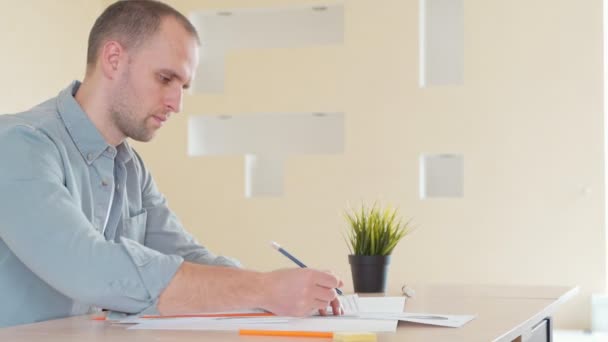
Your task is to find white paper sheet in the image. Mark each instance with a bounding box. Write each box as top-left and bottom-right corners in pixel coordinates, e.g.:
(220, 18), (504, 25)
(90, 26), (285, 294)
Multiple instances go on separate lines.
(127, 296), (403, 332)
(397, 313), (476, 327)
(128, 316), (398, 332)
(359, 296), (405, 313)
(338, 294), (360, 314)
(122, 296), (473, 331)
(350, 312), (475, 327)
(112, 308), (269, 324)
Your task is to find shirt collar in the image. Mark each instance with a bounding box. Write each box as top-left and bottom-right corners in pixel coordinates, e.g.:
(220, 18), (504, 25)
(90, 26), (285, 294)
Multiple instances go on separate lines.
(116, 141), (135, 164)
(56, 81), (134, 164)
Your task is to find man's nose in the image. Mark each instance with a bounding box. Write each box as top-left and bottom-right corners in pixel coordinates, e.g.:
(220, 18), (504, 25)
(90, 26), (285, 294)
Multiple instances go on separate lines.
(165, 86), (183, 113)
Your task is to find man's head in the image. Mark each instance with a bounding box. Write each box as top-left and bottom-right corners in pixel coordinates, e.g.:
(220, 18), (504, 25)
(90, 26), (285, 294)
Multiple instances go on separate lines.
(87, 0), (199, 70)
(84, 0), (200, 144)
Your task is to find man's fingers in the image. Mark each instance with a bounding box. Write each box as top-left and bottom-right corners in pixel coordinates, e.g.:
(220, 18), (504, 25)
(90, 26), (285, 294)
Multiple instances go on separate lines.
(263, 268), (344, 318)
(314, 298), (330, 310)
(330, 298), (343, 316)
(314, 271), (341, 289)
(312, 286), (338, 302)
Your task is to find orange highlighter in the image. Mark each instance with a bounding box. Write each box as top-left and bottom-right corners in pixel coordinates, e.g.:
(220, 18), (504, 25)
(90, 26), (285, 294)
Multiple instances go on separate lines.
(239, 330), (377, 341)
(239, 330), (333, 338)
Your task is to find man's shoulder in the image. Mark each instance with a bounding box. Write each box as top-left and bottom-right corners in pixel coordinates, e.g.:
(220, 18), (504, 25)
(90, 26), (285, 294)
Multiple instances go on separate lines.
(0, 97), (64, 139)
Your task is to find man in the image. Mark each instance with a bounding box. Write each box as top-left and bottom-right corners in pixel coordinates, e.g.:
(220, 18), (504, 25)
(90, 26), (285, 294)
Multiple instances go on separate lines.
(0, 0), (342, 328)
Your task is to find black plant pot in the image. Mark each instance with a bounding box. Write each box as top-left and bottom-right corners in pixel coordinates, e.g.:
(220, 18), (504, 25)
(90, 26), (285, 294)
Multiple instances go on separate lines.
(348, 254), (391, 293)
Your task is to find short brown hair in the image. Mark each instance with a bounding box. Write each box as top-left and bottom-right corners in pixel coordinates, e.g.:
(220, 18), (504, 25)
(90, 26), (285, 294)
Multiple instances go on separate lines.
(86, 0), (200, 68)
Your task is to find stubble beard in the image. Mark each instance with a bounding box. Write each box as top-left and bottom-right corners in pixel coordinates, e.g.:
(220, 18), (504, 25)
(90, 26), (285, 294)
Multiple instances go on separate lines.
(109, 71), (157, 143)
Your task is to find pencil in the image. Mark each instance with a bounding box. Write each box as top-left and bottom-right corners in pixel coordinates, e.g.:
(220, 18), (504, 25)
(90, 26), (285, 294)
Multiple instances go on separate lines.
(239, 329), (333, 338)
(270, 241), (343, 295)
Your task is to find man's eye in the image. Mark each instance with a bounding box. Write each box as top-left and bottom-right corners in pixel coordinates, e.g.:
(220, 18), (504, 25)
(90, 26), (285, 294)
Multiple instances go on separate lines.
(159, 75), (171, 84)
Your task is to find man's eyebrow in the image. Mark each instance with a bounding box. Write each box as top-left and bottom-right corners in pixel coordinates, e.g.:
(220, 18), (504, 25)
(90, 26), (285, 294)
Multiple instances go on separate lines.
(159, 69), (191, 89)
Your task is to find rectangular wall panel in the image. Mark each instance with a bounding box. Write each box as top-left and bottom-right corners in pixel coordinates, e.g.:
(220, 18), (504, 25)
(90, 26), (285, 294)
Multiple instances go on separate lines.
(419, 0), (464, 86)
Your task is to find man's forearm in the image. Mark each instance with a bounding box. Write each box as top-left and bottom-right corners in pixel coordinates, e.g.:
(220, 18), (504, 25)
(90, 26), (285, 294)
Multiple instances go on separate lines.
(158, 262), (342, 317)
(157, 262), (266, 315)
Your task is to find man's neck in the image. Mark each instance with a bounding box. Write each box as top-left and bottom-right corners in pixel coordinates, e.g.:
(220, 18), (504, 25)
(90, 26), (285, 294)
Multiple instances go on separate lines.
(74, 78), (125, 147)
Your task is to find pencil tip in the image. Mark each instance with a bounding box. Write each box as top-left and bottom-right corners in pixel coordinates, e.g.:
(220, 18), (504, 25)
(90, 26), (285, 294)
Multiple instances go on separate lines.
(270, 241), (280, 250)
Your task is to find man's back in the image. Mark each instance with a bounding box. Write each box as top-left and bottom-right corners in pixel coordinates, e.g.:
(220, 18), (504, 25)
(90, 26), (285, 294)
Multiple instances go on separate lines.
(0, 89), (99, 327)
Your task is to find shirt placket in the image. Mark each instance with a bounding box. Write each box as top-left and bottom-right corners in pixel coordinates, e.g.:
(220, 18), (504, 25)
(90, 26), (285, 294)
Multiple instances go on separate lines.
(104, 160), (126, 242)
(90, 151), (115, 236)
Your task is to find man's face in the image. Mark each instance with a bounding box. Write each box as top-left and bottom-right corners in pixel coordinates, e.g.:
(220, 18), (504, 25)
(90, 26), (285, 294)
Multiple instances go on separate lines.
(109, 17), (199, 142)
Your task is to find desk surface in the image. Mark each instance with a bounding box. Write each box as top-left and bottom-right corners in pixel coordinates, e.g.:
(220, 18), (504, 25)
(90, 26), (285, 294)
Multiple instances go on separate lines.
(0, 284), (577, 342)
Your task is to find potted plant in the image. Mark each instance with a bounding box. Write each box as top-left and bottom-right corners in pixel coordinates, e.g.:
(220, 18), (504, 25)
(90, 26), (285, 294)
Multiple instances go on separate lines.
(345, 204), (411, 293)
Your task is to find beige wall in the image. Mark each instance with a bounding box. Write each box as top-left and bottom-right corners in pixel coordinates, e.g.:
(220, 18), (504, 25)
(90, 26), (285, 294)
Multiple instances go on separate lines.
(0, 1), (101, 114)
(3, 0), (605, 330)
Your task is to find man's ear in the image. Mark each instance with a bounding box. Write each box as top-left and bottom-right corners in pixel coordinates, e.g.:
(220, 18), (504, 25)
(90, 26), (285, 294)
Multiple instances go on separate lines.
(99, 40), (125, 80)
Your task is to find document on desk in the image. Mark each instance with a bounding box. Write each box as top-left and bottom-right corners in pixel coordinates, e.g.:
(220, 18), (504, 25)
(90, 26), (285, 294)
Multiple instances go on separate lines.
(400, 313), (476, 327)
(358, 296), (405, 313)
(125, 295), (473, 331)
(128, 316), (399, 332)
(128, 295), (401, 332)
(358, 312), (476, 327)
(351, 297), (475, 327)
(116, 295), (363, 324)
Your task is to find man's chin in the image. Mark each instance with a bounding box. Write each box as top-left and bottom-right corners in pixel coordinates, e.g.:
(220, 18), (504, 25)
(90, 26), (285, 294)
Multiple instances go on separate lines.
(128, 131), (156, 143)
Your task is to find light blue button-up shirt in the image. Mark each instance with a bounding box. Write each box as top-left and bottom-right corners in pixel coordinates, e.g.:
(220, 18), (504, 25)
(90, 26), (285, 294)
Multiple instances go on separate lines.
(0, 81), (239, 328)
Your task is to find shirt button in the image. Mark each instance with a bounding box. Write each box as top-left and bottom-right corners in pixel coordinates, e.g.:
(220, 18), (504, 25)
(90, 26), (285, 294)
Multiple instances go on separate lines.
(116, 184), (121, 191)
(107, 147), (117, 158)
(101, 180), (109, 187)
(87, 153), (94, 161)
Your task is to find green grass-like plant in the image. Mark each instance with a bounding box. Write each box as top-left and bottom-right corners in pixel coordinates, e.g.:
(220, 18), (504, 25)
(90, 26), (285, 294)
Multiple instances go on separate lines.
(344, 204), (411, 256)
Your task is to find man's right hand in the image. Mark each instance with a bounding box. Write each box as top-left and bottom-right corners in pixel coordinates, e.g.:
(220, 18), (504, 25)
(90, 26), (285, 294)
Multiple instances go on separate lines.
(259, 268), (343, 317)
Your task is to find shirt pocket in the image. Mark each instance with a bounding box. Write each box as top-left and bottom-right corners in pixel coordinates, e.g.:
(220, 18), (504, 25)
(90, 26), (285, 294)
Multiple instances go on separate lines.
(119, 209), (147, 244)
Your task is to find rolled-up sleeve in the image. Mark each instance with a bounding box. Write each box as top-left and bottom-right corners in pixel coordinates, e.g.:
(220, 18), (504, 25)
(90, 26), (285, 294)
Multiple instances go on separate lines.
(0, 124), (182, 314)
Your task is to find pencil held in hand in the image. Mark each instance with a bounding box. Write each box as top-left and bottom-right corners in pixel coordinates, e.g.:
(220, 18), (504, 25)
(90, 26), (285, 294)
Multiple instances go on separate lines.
(270, 241), (343, 295)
